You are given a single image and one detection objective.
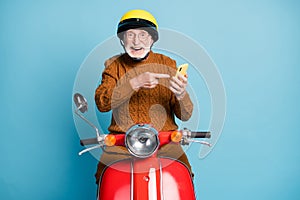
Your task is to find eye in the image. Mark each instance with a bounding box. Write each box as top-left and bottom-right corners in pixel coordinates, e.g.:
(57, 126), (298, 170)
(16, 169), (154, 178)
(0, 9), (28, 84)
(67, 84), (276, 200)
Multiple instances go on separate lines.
(140, 33), (146, 37)
(126, 32), (135, 39)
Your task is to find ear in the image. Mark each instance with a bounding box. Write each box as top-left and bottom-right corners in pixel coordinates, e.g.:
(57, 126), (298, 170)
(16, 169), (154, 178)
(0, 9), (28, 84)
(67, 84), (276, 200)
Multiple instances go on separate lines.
(149, 38), (154, 49)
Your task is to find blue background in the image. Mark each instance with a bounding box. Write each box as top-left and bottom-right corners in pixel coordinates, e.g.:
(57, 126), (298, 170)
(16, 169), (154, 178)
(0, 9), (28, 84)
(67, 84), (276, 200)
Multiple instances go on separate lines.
(1, 0), (300, 199)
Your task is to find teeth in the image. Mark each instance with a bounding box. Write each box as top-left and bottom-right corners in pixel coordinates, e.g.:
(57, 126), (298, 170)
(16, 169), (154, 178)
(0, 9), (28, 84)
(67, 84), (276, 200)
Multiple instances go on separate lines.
(132, 47), (142, 50)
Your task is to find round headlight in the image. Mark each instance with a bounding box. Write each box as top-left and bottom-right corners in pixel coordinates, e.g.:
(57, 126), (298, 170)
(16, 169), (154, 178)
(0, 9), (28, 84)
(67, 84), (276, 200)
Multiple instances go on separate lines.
(125, 124), (159, 158)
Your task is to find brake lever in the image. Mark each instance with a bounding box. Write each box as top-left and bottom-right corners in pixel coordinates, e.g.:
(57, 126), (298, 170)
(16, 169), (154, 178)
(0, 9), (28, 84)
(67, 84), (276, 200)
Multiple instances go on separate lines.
(79, 144), (102, 156)
(186, 139), (212, 147)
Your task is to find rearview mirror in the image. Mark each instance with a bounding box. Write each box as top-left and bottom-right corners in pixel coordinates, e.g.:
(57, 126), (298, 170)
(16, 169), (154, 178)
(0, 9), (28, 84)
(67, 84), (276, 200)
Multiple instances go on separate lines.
(73, 93), (88, 113)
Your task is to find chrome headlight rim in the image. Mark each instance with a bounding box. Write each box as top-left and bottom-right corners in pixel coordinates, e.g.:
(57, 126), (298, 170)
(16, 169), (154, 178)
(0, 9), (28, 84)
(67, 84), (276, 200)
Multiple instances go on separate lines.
(125, 124), (159, 158)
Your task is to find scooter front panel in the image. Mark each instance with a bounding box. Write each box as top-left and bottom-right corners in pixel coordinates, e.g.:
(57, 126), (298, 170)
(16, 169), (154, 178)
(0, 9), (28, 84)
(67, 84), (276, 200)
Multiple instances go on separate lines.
(133, 157), (162, 200)
(98, 158), (196, 200)
(98, 160), (132, 200)
(160, 158), (196, 200)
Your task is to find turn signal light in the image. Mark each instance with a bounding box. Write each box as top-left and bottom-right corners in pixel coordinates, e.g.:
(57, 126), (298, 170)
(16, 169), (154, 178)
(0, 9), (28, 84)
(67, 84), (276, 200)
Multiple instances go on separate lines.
(171, 131), (182, 143)
(105, 134), (116, 146)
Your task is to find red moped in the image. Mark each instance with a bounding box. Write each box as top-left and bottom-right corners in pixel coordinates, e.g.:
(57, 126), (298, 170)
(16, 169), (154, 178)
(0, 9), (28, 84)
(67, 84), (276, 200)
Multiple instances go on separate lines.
(74, 93), (211, 200)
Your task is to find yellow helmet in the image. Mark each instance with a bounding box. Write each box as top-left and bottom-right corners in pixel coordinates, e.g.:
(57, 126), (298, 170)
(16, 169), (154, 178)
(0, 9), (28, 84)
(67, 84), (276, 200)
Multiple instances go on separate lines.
(117, 9), (159, 42)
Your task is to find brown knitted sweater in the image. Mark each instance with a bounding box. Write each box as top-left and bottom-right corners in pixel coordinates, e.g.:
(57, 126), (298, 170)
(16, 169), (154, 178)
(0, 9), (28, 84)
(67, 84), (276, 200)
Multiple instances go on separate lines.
(94, 51), (195, 184)
(95, 51), (193, 132)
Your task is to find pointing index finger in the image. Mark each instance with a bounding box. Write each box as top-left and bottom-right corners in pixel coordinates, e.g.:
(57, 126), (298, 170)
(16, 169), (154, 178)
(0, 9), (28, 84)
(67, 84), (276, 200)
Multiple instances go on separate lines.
(153, 73), (170, 79)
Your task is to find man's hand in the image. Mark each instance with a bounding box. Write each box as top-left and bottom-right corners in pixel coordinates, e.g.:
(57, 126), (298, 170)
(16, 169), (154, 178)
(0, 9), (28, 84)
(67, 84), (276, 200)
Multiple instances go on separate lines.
(169, 74), (188, 100)
(130, 72), (170, 90)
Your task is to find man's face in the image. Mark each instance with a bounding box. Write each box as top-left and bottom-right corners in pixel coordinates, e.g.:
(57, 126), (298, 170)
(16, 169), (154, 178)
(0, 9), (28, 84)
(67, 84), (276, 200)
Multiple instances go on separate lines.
(122, 29), (154, 59)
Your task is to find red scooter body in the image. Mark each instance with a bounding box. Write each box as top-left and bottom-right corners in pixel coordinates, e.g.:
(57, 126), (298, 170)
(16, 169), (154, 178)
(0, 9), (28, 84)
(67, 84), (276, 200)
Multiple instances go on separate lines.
(98, 158), (195, 200)
(97, 132), (196, 200)
(74, 93), (211, 200)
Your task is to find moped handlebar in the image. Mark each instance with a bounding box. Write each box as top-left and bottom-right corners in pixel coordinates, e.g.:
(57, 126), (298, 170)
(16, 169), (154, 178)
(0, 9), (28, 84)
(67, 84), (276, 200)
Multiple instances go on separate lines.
(80, 131), (211, 146)
(80, 138), (99, 146)
(190, 131), (211, 138)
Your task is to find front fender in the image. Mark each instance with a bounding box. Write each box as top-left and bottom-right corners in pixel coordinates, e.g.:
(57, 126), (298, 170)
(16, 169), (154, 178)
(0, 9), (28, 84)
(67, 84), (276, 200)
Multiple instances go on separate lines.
(98, 158), (195, 200)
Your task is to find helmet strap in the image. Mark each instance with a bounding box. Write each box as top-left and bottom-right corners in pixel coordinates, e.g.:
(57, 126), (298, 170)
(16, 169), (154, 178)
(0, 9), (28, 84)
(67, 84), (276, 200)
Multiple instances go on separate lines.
(120, 40), (125, 46)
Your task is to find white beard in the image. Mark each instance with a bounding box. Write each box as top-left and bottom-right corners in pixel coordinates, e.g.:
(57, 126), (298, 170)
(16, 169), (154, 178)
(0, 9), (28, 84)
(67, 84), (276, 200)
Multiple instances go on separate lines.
(125, 46), (151, 60)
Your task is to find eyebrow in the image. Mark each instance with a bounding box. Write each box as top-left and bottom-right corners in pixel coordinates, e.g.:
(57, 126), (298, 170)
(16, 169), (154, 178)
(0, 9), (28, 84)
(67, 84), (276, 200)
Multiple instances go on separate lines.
(127, 30), (148, 33)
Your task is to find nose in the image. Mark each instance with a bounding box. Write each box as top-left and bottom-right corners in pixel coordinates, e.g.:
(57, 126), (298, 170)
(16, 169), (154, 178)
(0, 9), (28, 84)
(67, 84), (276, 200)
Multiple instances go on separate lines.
(133, 35), (140, 44)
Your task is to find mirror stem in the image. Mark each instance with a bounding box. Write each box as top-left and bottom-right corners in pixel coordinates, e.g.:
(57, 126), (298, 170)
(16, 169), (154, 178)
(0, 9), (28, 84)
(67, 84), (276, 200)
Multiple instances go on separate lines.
(75, 108), (100, 139)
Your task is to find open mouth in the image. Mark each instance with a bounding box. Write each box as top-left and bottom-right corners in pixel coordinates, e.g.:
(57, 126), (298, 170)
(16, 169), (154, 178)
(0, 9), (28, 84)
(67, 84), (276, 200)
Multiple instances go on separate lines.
(130, 47), (144, 55)
(131, 47), (143, 51)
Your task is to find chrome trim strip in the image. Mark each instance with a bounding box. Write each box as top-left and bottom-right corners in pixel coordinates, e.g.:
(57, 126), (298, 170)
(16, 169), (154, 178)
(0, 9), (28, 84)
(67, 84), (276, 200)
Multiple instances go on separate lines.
(130, 160), (134, 200)
(148, 167), (157, 200)
(159, 158), (165, 200)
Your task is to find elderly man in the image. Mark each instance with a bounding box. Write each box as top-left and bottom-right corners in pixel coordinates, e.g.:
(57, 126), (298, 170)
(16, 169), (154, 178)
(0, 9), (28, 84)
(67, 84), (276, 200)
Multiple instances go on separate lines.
(94, 9), (194, 184)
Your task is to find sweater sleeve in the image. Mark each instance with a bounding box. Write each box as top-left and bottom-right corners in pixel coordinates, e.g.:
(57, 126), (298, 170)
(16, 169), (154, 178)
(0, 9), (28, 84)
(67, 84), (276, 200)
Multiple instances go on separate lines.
(172, 92), (194, 121)
(95, 58), (135, 112)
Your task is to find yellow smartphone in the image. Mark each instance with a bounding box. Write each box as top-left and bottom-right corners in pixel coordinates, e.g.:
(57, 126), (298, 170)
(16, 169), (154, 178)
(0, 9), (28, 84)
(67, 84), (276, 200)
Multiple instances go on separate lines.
(175, 63), (188, 77)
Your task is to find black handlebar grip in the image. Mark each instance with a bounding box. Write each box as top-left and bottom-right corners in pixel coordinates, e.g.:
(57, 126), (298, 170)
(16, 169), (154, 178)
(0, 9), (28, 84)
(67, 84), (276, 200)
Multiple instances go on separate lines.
(190, 131), (211, 138)
(80, 138), (98, 146)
